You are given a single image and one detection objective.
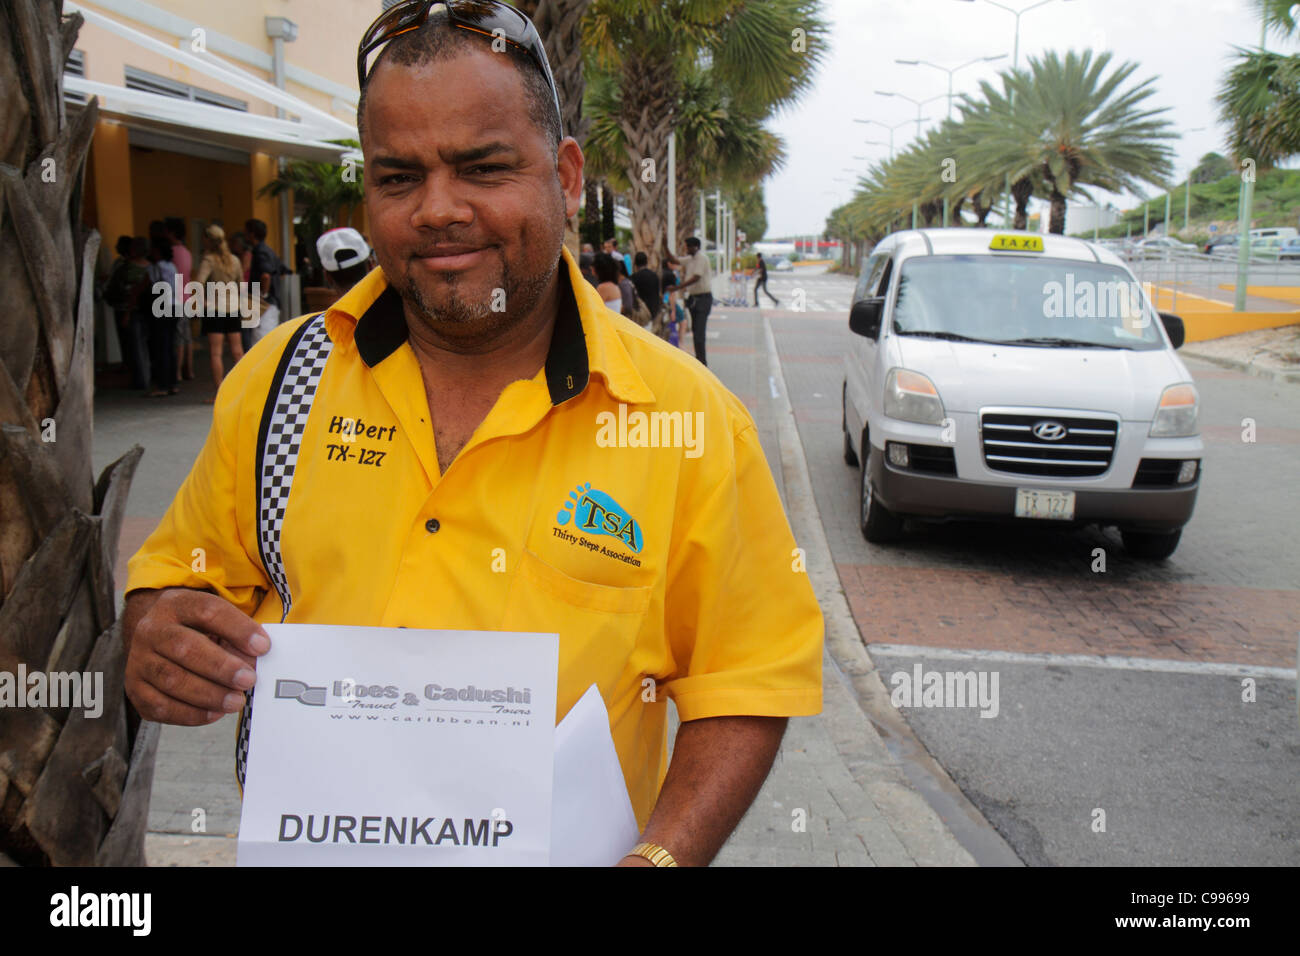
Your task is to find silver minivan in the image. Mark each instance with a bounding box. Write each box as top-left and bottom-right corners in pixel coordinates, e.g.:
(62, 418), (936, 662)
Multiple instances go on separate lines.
(842, 229), (1203, 559)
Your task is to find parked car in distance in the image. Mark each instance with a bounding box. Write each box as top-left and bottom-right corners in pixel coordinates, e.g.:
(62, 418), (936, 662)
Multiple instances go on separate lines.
(1205, 234), (1239, 255)
(1249, 226), (1298, 241)
(1250, 236), (1285, 259)
(767, 255), (794, 271)
(1279, 237), (1300, 261)
(842, 228), (1203, 559)
(1134, 237), (1198, 258)
(1094, 238), (1135, 256)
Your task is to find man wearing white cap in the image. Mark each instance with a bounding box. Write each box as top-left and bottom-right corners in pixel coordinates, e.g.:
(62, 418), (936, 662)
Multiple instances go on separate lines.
(317, 227), (376, 294)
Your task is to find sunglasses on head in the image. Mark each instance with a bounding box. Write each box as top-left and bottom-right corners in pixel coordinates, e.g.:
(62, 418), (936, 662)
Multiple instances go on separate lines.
(357, 0), (561, 121)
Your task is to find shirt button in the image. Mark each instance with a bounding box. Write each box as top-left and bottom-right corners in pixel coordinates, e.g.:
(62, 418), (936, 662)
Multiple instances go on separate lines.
(425, 518), (440, 534)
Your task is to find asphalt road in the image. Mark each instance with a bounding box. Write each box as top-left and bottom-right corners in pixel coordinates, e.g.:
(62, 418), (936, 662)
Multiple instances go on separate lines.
(762, 265), (1300, 866)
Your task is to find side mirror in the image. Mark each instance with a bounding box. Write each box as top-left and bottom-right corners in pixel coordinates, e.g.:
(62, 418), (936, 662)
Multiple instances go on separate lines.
(1159, 312), (1185, 350)
(849, 297), (884, 339)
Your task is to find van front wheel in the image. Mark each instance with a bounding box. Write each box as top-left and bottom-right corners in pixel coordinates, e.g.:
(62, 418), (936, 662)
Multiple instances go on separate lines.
(842, 384), (859, 467)
(860, 447), (903, 543)
(1121, 528), (1182, 560)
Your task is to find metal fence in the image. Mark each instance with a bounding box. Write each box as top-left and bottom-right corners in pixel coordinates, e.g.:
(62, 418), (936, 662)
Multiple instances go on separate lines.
(1119, 249), (1300, 313)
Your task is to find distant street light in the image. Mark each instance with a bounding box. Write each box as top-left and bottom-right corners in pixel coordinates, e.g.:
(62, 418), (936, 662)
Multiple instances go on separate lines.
(955, 0), (1078, 70)
(853, 118), (913, 159)
(1183, 126), (1207, 231)
(956, 0), (1080, 225)
(896, 54), (1007, 119)
(875, 89), (946, 138)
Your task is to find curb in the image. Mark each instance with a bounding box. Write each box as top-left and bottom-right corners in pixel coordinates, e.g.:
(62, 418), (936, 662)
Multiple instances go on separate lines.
(761, 317), (1023, 867)
(1182, 348), (1300, 385)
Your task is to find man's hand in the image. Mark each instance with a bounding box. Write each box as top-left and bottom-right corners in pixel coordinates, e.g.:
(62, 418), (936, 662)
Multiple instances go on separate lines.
(122, 587), (271, 726)
(626, 715), (787, 867)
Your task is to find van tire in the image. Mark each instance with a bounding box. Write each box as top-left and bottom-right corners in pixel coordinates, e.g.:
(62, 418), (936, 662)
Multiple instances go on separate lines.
(860, 444), (903, 543)
(842, 384), (859, 467)
(1121, 528), (1182, 560)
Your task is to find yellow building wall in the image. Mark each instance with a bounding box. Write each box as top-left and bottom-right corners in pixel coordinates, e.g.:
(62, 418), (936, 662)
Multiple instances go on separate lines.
(128, 145), (255, 240)
(77, 1), (369, 125)
(88, 121), (135, 259)
(76, 3), (379, 268)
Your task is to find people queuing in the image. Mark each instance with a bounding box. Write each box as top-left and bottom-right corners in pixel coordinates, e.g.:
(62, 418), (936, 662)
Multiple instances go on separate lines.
(100, 217), (301, 399)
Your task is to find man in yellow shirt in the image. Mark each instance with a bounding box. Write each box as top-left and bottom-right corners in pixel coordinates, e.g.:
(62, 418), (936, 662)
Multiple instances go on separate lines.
(121, 0), (821, 867)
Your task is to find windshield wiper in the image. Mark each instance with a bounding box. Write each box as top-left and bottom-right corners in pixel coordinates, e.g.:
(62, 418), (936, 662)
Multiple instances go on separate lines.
(1002, 336), (1126, 349)
(894, 330), (1002, 345)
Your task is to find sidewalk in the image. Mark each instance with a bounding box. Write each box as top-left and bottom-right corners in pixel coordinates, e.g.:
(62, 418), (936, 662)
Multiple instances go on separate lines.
(96, 307), (1010, 867)
(1180, 324), (1300, 384)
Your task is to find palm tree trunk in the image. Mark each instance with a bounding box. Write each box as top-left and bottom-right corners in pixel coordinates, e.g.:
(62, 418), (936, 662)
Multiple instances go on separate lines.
(1, 0), (155, 866)
(514, 0), (593, 257)
(675, 178), (699, 255)
(581, 178), (601, 249)
(617, 52), (675, 268)
(1048, 191), (1068, 234)
(600, 179), (616, 242)
(1011, 177), (1033, 230)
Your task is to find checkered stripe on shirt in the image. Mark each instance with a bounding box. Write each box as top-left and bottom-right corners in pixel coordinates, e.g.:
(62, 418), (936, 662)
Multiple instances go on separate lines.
(236, 312), (332, 790)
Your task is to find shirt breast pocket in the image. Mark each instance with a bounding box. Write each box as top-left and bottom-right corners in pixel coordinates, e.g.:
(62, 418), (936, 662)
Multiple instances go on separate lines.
(499, 550), (652, 719)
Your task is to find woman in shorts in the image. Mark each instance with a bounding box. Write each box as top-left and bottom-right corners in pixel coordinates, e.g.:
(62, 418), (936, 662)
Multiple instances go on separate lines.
(193, 224), (246, 402)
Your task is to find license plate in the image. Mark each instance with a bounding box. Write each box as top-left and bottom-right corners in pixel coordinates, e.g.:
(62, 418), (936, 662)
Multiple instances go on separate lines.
(1015, 489), (1076, 520)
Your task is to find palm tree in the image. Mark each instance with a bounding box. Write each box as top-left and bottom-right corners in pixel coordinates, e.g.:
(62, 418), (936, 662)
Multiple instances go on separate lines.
(1218, 2), (1300, 169)
(585, 61), (786, 256)
(583, 0), (826, 264)
(1, 0), (155, 866)
(954, 72), (1042, 230)
(258, 143), (364, 283)
(514, 0), (594, 253)
(962, 51), (1175, 234)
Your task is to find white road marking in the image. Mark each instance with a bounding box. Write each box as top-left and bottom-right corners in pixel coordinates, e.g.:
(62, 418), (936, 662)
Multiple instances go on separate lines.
(769, 375), (780, 399)
(868, 643), (1296, 680)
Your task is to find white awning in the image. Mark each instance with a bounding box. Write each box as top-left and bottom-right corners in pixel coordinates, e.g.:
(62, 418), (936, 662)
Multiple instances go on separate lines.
(67, 76), (355, 164)
(65, 0), (361, 165)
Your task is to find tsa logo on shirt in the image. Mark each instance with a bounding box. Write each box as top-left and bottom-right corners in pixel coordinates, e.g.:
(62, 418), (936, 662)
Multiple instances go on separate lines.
(555, 482), (643, 554)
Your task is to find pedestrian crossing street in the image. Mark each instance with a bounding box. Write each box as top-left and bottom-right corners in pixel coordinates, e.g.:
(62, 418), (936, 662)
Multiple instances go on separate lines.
(727, 272), (855, 314)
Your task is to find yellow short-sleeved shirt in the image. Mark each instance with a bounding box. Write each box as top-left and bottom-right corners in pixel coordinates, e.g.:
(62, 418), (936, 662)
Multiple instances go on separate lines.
(126, 246), (823, 829)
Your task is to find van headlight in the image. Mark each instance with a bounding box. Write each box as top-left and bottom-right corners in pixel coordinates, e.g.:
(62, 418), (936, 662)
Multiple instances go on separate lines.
(884, 368), (946, 425)
(1150, 384), (1199, 437)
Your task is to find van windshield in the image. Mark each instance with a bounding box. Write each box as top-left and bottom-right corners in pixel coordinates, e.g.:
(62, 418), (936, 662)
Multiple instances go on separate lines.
(892, 255), (1166, 351)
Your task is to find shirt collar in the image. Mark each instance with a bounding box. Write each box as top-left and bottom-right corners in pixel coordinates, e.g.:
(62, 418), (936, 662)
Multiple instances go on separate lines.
(324, 246), (654, 407)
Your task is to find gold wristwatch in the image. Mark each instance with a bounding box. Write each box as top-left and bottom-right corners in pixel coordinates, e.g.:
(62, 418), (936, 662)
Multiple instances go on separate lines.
(628, 842), (678, 867)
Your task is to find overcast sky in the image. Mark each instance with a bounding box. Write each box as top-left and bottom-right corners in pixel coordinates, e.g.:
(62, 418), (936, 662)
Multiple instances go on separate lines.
(763, 0), (1290, 237)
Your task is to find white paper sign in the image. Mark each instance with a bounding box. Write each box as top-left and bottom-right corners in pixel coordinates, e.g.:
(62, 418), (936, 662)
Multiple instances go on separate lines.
(237, 624), (558, 867)
(551, 684), (641, 866)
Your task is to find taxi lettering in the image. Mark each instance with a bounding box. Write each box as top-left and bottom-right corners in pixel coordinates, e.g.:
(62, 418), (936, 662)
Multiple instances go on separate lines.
(325, 444), (386, 466)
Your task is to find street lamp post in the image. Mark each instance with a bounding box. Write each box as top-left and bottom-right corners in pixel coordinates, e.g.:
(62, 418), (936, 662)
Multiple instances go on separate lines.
(958, 0), (1077, 70)
(896, 54), (1008, 119)
(853, 118), (913, 160)
(875, 90), (945, 138)
(1182, 126), (1206, 233)
(956, 0), (1079, 225)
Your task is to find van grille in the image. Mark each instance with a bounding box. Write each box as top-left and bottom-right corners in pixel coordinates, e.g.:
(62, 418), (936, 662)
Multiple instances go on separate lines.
(980, 412), (1117, 477)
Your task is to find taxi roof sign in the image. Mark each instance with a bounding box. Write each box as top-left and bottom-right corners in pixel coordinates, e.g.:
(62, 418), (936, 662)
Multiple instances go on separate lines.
(990, 234), (1044, 252)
